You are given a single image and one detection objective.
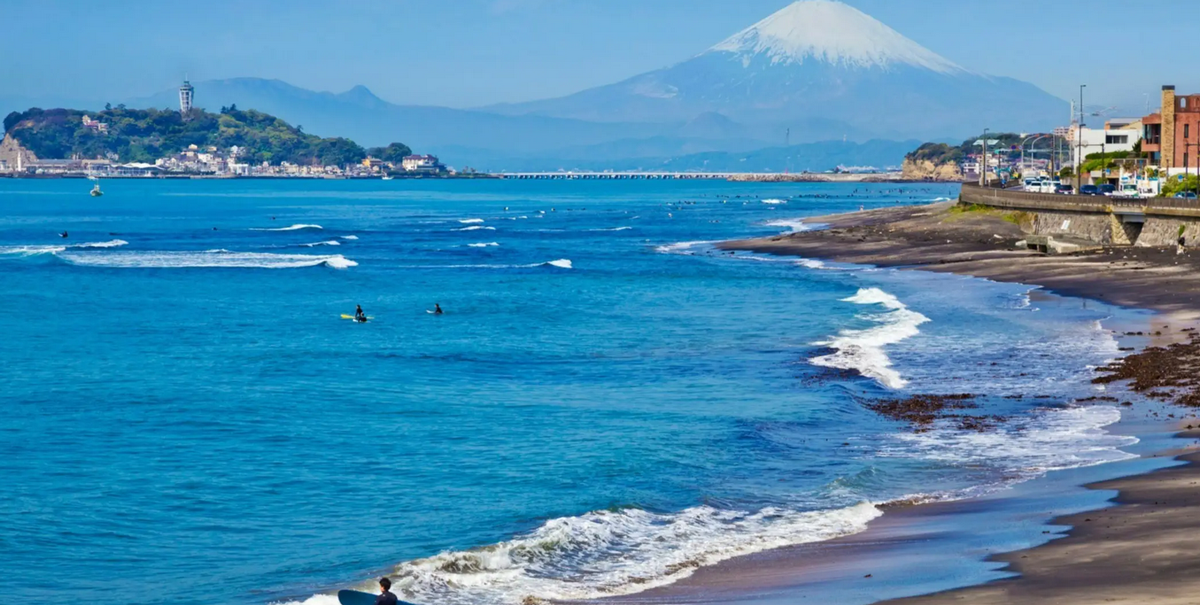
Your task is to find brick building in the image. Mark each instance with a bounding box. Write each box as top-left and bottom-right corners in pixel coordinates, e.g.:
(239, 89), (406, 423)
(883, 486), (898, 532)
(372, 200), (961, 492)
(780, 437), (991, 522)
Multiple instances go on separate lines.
(1143, 85), (1200, 173)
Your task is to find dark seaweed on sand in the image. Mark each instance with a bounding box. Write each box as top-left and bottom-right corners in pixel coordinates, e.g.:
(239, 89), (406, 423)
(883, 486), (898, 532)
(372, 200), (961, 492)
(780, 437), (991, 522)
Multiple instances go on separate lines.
(1093, 334), (1200, 407)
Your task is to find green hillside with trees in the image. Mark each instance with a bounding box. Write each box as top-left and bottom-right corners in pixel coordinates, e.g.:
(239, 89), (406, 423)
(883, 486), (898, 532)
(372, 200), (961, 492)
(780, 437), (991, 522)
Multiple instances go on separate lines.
(2, 105), (408, 166)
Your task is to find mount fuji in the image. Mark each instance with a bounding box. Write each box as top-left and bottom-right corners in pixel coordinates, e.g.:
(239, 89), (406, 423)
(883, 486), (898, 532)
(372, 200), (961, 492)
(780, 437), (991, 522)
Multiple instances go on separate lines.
(487, 0), (1066, 140)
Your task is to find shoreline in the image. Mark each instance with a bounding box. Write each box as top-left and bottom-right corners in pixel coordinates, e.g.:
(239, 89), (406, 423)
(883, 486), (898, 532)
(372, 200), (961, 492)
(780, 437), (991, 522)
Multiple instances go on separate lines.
(585, 200), (1200, 602)
(719, 201), (1200, 322)
(655, 201), (1200, 604)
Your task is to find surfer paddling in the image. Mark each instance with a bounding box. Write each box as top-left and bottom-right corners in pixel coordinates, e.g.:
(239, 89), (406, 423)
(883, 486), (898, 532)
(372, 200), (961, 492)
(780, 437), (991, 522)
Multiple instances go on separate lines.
(355, 305), (367, 323)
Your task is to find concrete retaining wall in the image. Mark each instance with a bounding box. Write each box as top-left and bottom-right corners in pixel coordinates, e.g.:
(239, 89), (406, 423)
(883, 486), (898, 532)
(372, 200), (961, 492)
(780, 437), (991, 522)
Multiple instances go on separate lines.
(959, 184), (1200, 247)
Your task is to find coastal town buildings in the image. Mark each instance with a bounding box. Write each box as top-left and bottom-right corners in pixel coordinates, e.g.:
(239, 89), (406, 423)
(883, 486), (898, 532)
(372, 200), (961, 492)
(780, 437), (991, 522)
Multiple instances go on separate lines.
(401, 154), (443, 172)
(1141, 85), (1200, 176)
(1068, 120), (1142, 169)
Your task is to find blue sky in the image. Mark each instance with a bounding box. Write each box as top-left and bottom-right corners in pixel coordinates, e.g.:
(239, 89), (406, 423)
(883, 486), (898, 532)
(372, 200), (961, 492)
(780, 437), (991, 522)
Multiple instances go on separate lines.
(0, 0), (1191, 115)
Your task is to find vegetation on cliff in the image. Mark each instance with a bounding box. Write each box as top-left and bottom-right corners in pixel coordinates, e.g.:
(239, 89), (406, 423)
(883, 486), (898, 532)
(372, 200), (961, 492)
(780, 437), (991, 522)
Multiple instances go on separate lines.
(905, 133), (1029, 165)
(2, 106), (406, 166)
(905, 142), (965, 165)
(366, 142), (414, 164)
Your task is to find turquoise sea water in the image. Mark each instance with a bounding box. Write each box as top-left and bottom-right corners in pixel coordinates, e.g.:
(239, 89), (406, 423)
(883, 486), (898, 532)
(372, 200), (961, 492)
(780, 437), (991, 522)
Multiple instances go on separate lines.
(0, 180), (1139, 605)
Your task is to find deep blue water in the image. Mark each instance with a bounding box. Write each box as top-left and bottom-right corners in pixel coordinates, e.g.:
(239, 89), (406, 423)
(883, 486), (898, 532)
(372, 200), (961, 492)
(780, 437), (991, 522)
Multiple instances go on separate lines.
(0, 179), (1138, 605)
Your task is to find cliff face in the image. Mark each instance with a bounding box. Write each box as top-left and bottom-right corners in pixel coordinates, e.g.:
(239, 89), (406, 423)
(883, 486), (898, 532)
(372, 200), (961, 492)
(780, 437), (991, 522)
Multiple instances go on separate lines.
(0, 133), (37, 169)
(901, 157), (962, 181)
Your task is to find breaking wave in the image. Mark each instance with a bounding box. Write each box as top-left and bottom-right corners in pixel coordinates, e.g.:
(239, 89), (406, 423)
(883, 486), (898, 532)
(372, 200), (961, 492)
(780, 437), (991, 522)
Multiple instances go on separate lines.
(283, 500), (881, 605)
(764, 218), (812, 233)
(340, 235), (359, 241)
(468, 242), (500, 248)
(250, 224), (323, 232)
(55, 250), (356, 269)
(654, 240), (716, 254)
(300, 240), (341, 247)
(810, 288), (930, 389)
(396, 259), (571, 270)
(458, 226), (497, 232)
(0, 240), (129, 257)
(588, 226), (633, 232)
(458, 219), (486, 224)
(762, 199), (787, 205)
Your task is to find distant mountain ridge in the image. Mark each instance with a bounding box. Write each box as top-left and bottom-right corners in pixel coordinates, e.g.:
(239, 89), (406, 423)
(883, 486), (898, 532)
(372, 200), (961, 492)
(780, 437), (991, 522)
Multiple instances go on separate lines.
(4, 0), (1067, 171)
(486, 0), (1066, 137)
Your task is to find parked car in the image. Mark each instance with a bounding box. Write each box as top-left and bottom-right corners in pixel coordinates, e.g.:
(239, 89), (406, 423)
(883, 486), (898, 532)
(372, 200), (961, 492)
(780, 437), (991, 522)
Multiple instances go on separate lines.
(1115, 183), (1140, 198)
(1174, 191), (1198, 199)
(1098, 184), (1116, 196)
(1080, 185), (1101, 195)
(1054, 184), (1074, 194)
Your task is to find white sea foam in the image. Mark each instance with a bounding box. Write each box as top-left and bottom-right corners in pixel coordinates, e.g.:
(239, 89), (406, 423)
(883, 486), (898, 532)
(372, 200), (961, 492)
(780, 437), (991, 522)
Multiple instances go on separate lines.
(762, 198), (788, 204)
(886, 406), (1137, 476)
(588, 226), (633, 232)
(654, 240), (716, 254)
(810, 288), (929, 389)
(764, 218), (812, 233)
(282, 501), (881, 605)
(399, 259), (571, 270)
(458, 226), (497, 232)
(798, 259), (826, 269)
(74, 239), (129, 249)
(340, 235), (359, 241)
(300, 240), (341, 247)
(250, 224), (323, 232)
(0, 240), (129, 257)
(468, 242), (500, 248)
(56, 250), (356, 269)
(459, 218), (486, 224)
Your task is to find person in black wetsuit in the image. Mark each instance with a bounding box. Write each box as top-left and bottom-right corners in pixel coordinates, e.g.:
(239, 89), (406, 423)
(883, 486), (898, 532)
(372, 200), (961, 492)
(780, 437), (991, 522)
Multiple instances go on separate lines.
(355, 305), (366, 323)
(375, 577), (398, 605)
(434, 303), (443, 315)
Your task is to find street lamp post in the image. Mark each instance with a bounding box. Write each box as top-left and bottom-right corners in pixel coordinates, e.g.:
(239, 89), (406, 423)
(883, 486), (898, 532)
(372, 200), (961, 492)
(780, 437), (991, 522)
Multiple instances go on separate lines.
(1077, 84), (1087, 192)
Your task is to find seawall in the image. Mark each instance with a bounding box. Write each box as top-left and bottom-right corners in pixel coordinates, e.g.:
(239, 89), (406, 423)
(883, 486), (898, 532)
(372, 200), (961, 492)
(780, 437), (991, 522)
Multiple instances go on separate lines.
(959, 184), (1200, 247)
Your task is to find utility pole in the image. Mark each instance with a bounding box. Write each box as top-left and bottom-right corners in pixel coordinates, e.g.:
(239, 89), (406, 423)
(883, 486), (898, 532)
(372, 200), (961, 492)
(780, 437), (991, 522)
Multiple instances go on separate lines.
(1077, 84), (1086, 191)
(980, 128), (990, 186)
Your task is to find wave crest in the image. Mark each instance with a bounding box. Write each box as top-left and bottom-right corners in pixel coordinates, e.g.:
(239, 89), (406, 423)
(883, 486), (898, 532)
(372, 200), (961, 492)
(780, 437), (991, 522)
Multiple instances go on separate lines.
(56, 250), (356, 270)
(811, 288), (929, 389)
(250, 224), (323, 232)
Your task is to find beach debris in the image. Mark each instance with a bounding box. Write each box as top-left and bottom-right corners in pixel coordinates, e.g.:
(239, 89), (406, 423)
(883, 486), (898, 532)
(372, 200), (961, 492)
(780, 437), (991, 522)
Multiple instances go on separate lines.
(862, 394), (1006, 432)
(1093, 334), (1200, 407)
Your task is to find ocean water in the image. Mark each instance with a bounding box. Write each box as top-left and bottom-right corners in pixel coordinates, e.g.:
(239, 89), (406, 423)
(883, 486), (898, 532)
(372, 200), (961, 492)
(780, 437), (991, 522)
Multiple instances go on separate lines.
(0, 179), (1137, 605)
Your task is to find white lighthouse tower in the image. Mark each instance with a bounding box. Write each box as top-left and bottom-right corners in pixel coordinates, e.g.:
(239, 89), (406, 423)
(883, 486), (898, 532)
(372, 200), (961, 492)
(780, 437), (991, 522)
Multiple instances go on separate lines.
(179, 77), (195, 116)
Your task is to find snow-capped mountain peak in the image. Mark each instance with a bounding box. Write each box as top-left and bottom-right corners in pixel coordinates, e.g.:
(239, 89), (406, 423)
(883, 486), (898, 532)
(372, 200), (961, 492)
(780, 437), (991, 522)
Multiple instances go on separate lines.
(708, 0), (966, 74)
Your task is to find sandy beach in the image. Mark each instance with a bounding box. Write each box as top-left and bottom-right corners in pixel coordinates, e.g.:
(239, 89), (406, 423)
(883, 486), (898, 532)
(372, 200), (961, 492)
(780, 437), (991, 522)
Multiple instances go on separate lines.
(625, 201), (1200, 605)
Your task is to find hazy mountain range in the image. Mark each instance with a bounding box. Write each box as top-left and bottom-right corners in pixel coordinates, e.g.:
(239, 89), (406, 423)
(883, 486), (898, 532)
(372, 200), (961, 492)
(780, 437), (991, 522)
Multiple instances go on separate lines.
(2, 0), (1066, 171)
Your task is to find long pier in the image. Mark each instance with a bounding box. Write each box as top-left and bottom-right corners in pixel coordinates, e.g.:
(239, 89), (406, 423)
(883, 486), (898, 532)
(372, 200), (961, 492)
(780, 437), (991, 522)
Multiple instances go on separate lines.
(497, 172), (736, 180)
(496, 171), (905, 181)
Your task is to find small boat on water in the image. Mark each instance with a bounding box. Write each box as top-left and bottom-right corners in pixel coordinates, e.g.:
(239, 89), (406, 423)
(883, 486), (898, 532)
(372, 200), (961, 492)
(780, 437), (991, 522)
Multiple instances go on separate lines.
(90, 183), (104, 197)
(381, 173), (394, 181)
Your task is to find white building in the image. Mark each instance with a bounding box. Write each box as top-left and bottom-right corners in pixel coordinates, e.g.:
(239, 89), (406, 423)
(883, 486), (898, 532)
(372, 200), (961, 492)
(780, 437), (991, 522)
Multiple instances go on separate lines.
(402, 154), (441, 172)
(1069, 124), (1142, 168)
